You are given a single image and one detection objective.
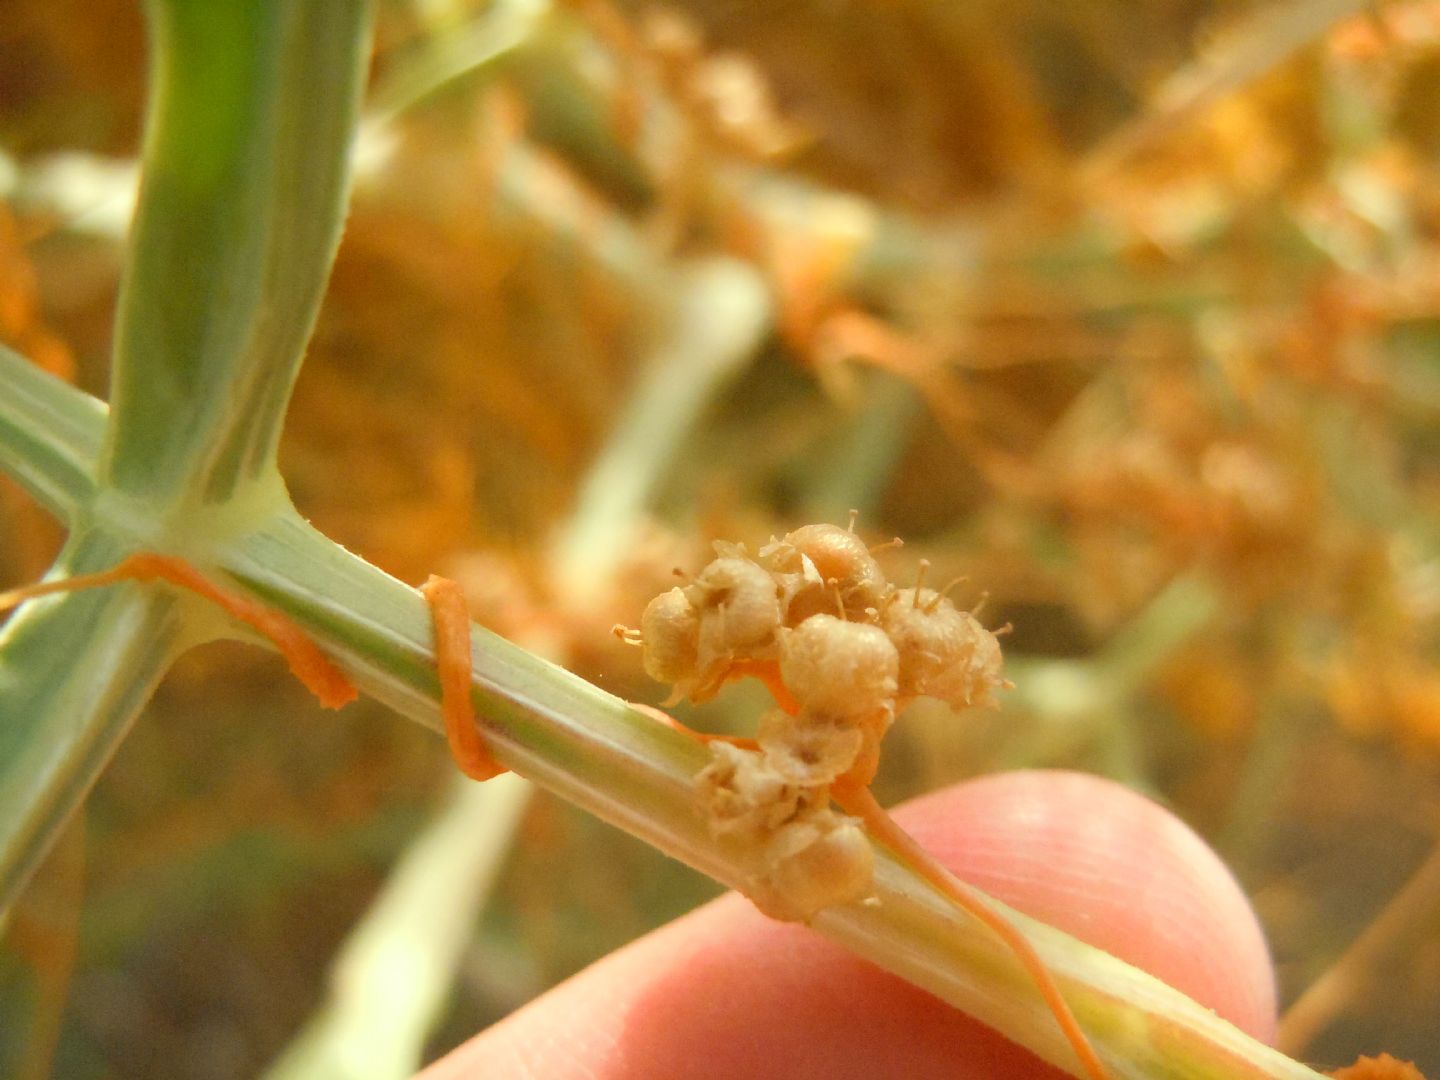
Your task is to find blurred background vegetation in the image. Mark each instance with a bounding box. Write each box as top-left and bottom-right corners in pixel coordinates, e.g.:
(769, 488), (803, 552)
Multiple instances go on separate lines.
(1, 0), (1439, 1076)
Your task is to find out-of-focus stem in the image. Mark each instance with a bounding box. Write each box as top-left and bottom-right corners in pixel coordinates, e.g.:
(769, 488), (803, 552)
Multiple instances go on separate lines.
(1001, 575), (1218, 779)
(262, 774), (531, 1080)
(548, 256), (769, 604)
(1277, 835), (1440, 1056)
(1082, 0), (1370, 181)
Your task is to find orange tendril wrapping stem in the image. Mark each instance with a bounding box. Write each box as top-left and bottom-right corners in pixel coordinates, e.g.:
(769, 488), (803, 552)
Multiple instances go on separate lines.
(832, 781), (1110, 1080)
(0, 553), (357, 709)
(421, 575), (506, 781)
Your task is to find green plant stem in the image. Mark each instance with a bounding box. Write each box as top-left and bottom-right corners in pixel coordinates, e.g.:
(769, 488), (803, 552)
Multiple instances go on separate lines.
(0, 530), (183, 914)
(104, 1), (373, 505)
(548, 256), (769, 602)
(227, 510), (1322, 1080)
(0, 344), (101, 518)
(0, 0), (375, 923)
(1001, 576), (1218, 779)
(1083, 0), (1370, 179)
(263, 252), (767, 1073)
(0, 349), (1326, 1079)
(364, 0), (545, 130)
(800, 368), (922, 524)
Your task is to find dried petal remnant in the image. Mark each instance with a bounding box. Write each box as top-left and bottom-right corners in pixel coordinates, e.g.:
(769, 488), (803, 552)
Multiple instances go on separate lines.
(698, 741), (810, 837)
(757, 709), (864, 784)
(762, 522), (888, 621)
(770, 523), (886, 593)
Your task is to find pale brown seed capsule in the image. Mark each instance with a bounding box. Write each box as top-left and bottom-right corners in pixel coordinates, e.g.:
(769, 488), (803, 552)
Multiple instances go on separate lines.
(779, 613), (899, 718)
(675, 556), (785, 699)
(756, 709), (865, 785)
(882, 587), (1005, 708)
(758, 812), (874, 921)
(639, 586), (700, 685)
(697, 741), (812, 838)
(762, 523), (889, 623)
(698, 739), (874, 921)
(962, 623), (1006, 708)
(686, 556), (783, 654)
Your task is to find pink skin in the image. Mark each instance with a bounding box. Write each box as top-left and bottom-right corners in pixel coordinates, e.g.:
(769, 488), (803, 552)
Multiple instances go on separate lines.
(418, 770), (1278, 1080)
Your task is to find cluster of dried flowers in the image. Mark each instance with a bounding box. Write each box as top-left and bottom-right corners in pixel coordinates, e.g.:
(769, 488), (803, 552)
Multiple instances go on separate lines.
(629, 523), (1007, 920)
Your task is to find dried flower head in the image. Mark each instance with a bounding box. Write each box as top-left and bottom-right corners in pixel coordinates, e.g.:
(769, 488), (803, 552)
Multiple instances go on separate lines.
(680, 555), (784, 699)
(687, 555), (784, 654)
(761, 522), (888, 622)
(638, 586), (699, 685)
(882, 587), (1007, 708)
(779, 612), (899, 720)
(697, 740), (812, 837)
(626, 521), (1010, 924)
(697, 740), (873, 920)
(626, 551), (786, 700)
(758, 810), (873, 921)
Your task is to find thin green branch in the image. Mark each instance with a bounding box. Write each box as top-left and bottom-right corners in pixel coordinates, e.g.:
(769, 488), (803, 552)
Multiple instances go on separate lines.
(549, 256), (769, 602)
(0, 531), (184, 913)
(0, 344), (102, 522)
(263, 774), (531, 1080)
(1278, 834), (1440, 1055)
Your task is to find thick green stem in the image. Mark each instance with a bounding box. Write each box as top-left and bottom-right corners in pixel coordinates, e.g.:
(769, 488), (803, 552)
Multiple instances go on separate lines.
(223, 510), (1322, 1080)
(0, 0), (376, 928)
(103, 1), (373, 506)
(0, 345), (1326, 1077)
(0, 530), (184, 913)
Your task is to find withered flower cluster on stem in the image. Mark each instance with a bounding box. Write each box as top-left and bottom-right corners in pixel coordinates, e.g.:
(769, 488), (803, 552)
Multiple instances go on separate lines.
(630, 523), (1007, 920)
